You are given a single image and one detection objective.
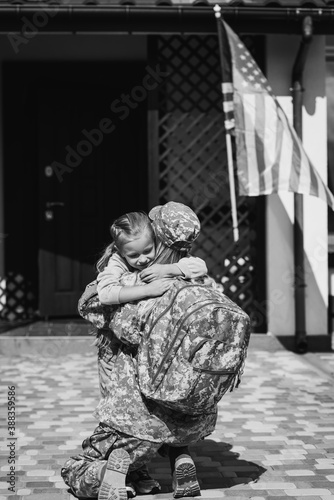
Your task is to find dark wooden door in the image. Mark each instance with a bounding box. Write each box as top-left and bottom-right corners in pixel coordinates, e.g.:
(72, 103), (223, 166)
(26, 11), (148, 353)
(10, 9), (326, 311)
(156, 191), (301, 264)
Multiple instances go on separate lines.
(38, 65), (147, 316)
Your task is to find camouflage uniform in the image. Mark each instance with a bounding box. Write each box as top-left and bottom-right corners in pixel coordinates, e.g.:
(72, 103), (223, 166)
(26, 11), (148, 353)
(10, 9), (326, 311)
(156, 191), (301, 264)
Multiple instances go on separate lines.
(61, 422), (161, 498)
(61, 202), (217, 498)
(94, 330), (217, 443)
(62, 286), (217, 497)
(149, 201), (201, 250)
(61, 336), (164, 498)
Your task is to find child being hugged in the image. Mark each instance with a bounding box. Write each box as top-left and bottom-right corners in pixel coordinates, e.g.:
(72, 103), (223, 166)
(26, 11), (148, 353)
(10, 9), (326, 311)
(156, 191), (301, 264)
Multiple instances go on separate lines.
(96, 205), (207, 308)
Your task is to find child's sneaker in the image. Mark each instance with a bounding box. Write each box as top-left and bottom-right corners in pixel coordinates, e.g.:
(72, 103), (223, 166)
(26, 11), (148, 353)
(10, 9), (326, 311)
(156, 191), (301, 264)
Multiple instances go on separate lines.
(98, 448), (130, 500)
(172, 454), (201, 498)
(128, 465), (161, 495)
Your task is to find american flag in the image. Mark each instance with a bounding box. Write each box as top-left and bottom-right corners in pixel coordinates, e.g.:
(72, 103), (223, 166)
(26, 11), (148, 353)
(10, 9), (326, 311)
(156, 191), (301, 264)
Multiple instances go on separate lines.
(220, 19), (334, 210)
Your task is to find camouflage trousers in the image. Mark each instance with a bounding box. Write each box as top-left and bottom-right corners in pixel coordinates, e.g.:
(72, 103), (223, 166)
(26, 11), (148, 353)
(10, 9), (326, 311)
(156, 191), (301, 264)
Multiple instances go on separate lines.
(61, 422), (161, 498)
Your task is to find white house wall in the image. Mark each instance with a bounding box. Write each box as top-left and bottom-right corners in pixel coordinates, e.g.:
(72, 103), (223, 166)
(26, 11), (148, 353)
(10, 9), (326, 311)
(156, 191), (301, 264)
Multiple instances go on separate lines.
(266, 34), (328, 336)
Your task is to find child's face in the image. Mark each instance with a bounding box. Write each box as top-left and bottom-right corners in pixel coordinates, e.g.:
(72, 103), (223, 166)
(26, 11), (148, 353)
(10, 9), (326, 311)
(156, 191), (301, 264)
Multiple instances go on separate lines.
(120, 231), (156, 270)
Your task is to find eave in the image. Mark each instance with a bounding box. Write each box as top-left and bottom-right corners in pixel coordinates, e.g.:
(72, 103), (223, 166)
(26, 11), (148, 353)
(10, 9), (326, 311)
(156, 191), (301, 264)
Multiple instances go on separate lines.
(0, 5), (334, 35)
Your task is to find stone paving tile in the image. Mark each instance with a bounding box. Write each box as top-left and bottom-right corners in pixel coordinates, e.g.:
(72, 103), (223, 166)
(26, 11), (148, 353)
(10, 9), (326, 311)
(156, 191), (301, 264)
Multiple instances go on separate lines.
(0, 334), (333, 499)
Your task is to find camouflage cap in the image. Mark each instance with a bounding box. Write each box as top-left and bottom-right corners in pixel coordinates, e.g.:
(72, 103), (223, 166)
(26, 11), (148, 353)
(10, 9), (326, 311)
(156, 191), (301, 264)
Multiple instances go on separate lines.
(149, 201), (200, 250)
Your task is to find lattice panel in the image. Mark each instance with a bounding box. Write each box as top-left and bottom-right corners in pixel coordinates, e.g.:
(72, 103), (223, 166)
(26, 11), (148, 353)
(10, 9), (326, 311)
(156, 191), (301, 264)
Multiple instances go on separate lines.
(0, 272), (36, 321)
(151, 35), (265, 330)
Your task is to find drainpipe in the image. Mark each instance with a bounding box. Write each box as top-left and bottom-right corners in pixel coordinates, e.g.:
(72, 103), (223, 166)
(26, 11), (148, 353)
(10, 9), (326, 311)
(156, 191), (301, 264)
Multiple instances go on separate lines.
(291, 15), (313, 354)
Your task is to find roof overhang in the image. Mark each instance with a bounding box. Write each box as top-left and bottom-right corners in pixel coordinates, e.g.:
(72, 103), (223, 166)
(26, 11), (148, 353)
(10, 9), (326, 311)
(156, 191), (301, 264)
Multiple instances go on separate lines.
(0, 5), (334, 35)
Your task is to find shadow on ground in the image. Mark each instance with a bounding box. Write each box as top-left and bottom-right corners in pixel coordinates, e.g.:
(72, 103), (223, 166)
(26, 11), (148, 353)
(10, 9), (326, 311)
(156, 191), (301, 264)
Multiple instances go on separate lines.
(277, 334), (332, 353)
(189, 439), (266, 491)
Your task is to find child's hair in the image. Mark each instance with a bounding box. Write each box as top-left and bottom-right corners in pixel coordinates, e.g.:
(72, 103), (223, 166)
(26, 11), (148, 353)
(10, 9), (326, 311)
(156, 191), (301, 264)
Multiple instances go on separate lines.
(96, 211), (155, 272)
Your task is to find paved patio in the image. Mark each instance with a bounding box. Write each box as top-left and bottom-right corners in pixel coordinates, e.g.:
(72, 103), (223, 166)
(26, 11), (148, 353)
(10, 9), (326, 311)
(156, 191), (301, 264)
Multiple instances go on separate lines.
(0, 327), (333, 500)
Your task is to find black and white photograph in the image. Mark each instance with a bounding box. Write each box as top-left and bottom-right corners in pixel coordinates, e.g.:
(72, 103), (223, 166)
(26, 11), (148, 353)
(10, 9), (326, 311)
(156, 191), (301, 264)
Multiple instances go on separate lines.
(0, 2), (333, 499)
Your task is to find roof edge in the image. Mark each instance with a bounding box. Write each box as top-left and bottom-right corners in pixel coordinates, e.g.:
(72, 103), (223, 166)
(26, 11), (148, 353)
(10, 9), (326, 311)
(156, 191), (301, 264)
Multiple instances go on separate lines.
(0, 5), (334, 35)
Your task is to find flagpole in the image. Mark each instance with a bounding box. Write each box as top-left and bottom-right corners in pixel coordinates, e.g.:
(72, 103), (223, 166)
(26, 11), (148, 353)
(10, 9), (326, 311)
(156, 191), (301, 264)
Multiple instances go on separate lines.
(226, 135), (239, 243)
(214, 4), (239, 243)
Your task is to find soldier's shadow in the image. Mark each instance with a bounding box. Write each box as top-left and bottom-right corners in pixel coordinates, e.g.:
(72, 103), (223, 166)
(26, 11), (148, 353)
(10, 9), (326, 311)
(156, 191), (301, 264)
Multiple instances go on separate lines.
(157, 439), (267, 494)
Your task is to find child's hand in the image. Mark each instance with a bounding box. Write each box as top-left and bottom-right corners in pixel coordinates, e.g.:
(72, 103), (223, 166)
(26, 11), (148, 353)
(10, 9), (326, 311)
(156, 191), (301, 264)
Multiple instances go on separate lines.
(145, 278), (174, 297)
(140, 264), (169, 283)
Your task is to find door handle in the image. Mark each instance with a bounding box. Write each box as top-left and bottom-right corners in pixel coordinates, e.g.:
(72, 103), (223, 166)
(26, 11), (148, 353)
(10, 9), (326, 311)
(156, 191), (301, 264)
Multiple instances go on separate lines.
(46, 202), (65, 208)
(45, 202), (65, 221)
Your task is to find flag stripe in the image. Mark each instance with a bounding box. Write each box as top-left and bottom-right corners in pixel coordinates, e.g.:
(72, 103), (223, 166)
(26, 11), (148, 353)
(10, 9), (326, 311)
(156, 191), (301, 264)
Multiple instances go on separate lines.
(278, 120), (293, 192)
(222, 82), (233, 93)
(223, 101), (234, 113)
(255, 94), (267, 193)
(297, 139), (313, 194)
(289, 134), (302, 193)
(309, 166), (319, 197)
(263, 95), (277, 193)
(272, 103), (284, 192)
(242, 93), (259, 195)
(235, 92), (250, 195)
